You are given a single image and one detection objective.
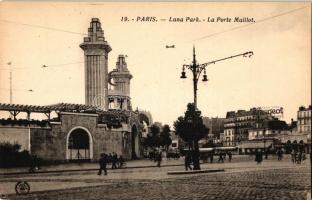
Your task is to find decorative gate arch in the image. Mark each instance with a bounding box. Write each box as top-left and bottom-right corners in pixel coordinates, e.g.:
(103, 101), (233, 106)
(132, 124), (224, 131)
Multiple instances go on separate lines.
(66, 126), (93, 161)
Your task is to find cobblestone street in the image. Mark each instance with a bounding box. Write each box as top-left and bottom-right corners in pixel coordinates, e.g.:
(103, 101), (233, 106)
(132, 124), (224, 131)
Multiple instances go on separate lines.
(2, 158), (310, 200)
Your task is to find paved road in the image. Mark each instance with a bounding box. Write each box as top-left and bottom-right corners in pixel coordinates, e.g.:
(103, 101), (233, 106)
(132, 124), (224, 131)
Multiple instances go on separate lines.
(1, 158), (311, 200)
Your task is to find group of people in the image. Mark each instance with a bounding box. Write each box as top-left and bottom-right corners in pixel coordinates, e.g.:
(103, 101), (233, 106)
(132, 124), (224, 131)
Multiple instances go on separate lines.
(217, 151), (232, 163)
(148, 150), (163, 167)
(184, 151), (233, 171)
(184, 152), (193, 170)
(291, 150), (306, 164)
(98, 152), (125, 176)
(255, 149), (276, 164)
(255, 148), (307, 164)
(276, 149), (283, 160)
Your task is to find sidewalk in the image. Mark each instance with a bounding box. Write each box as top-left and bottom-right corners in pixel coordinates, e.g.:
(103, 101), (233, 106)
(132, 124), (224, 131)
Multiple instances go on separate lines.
(0, 154), (296, 176)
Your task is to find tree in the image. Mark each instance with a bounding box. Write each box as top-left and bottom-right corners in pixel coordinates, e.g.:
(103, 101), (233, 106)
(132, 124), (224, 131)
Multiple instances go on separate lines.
(174, 103), (209, 170)
(160, 124), (172, 150)
(143, 124), (173, 150)
(143, 124), (161, 148)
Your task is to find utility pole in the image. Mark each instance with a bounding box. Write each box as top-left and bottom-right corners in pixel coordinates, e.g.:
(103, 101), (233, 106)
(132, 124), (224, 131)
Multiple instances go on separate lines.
(8, 62), (12, 104)
(180, 46), (253, 170)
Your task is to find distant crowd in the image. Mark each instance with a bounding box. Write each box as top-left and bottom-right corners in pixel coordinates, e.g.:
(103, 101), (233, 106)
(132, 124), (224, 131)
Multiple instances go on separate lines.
(254, 148), (307, 164)
(184, 151), (233, 171)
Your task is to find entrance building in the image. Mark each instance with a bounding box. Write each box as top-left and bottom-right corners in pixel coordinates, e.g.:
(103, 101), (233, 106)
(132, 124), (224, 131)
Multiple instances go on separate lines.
(0, 103), (146, 161)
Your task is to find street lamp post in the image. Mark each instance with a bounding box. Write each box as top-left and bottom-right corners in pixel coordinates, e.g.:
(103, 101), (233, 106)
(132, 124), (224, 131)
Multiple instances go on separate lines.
(180, 46), (208, 110)
(180, 46), (253, 169)
(180, 47), (253, 110)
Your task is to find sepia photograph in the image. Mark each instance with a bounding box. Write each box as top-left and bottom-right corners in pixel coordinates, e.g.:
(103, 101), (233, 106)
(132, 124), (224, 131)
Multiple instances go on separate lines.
(0, 1), (311, 199)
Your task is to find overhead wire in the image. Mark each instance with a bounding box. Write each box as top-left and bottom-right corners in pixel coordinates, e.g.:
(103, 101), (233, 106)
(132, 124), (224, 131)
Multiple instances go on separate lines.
(0, 19), (87, 36)
(192, 6), (308, 42)
(0, 6), (309, 71)
(0, 62), (84, 71)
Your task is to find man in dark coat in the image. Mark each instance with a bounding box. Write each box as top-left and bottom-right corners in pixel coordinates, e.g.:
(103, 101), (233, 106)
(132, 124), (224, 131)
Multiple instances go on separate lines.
(118, 155), (125, 168)
(29, 155), (41, 173)
(218, 151), (224, 163)
(228, 151), (232, 162)
(184, 152), (192, 171)
(98, 153), (108, 175)
(255, 149), (263, 164)
(210, 151), (214, 163)
(156, 151), (162, 167)
(111, 152), (118, 169)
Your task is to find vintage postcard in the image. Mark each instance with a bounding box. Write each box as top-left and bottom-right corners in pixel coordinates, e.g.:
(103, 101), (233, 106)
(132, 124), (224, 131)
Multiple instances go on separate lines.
(0, 2), (311, 200)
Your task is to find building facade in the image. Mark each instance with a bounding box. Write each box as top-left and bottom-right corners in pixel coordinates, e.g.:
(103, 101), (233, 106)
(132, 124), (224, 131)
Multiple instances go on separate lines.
(222, 108), (274, 146)
(248, 119), (288, 140)
(297, 105), (311, 134)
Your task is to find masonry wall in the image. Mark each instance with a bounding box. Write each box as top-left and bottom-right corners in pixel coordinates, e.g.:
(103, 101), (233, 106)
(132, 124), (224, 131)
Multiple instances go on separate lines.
(0, 126), (30, 151)
(1, 112), (136, 162)
(30, 126), (64, 161)
(93, 127), (129, 160)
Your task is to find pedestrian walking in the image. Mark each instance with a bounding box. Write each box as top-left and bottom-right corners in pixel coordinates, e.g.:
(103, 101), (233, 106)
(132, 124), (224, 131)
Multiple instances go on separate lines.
(111, 152), (118, 169)
(291, 150), (295, 164)
(118, 155), (125, 168)
(156, 151), (162, 167)
(302, 152), (306, 164)
(218, 151), (224, 163)
(149, 151), (153, 161)
(264, 150), (268, 159)
(184, 152), (192, 171)
(277, 149), (283, 161)
(297, 151), (302, 164)
(98, 153), (108, 175)
(154, 149), (158, 162)
(255, 149), (263, 164)
(223, 151), (226, 160)
(228, 151), (232, 162)
(29, 155), (41, 173)
(294, 150), (298, 164)
(210, 151), (214, 163)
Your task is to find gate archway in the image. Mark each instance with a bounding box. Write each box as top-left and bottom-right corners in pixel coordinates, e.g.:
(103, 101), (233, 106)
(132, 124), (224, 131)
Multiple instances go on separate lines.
(131, 125), (140, 159)
(66, 127), (93, 161)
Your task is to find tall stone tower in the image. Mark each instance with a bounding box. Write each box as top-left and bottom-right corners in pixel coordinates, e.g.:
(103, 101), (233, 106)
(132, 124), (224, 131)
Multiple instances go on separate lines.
(108, 55), (133, 110)
(80, 18), (111, 110)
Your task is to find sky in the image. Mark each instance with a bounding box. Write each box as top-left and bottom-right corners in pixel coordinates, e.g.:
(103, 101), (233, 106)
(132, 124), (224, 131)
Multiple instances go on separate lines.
(0, 2), (311, 127)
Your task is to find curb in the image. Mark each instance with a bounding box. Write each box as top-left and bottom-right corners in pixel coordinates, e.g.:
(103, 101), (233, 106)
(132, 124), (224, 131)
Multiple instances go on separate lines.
(167, 169), (225, 175)
(0, 163), (184, 176)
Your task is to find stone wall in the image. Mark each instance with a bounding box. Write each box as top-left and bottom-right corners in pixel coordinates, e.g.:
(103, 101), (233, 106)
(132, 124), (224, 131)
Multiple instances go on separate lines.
(93, 127), (126, 159)
(0, 112), (140, 162)
(31, 128), (57, 160)
(0, 126), (30, 151)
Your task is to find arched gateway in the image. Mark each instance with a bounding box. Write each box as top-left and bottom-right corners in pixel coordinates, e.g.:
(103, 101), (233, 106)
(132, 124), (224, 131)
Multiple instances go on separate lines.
(66, 127), (93, 161)
(131, 125), (140, 159)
